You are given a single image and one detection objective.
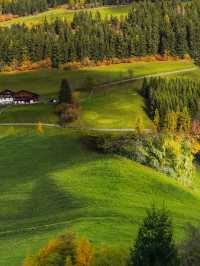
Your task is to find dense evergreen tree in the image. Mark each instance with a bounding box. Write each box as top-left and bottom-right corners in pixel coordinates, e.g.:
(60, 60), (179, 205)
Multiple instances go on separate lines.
(129, 206), (179, 266)
(59, 78), (73, 103)
(142, 77), (200, 126)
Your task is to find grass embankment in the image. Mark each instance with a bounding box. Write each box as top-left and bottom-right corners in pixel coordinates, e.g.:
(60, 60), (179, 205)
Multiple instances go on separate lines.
(0, 128), (200, 265)
(0, 5), (131, 27)
(0, 60), (195, 127)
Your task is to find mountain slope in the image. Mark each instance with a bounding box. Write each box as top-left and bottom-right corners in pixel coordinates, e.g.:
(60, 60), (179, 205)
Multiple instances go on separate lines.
(0, 128), (200, 265)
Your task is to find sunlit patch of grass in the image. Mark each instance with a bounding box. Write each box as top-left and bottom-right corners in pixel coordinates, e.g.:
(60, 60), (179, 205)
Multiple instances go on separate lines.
(0, 5), (131, 27)
(76, 82), (152, 128)
(0, 60), (194, 97)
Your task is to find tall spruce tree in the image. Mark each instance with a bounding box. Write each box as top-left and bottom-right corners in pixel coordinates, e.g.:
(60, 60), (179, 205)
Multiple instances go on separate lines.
(59, 79), (73, 104)
(130, 206), (179, 266)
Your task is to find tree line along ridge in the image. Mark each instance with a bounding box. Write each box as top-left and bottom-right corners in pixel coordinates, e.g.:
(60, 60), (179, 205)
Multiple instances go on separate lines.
(0, 0), (200, 70)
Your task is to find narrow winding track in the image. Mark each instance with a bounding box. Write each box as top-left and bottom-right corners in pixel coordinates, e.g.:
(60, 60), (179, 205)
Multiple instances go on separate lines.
(95, 66), (197, 88)
(0, 123), (151, 132)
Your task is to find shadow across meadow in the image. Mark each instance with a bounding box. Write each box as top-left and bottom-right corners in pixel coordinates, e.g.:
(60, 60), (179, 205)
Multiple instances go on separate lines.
(0, 131), (99, 231)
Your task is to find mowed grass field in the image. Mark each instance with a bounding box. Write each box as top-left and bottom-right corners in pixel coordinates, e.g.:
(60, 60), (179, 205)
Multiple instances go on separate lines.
(0, 5), (131, 27)
(0, 128), (200, 265)
(0, 104), (58, 123)
(0, 60), (194, 97)
(0, 60), (195, 128)
(0, 81), (152, 128)
(77, 80), (153, 128)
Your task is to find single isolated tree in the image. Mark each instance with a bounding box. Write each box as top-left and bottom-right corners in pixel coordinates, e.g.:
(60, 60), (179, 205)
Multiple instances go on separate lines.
(135, 117), (144, 135)
(59, 78), (73, 104)
(129, 206), (179, 266)
(153, 109), (160, 131)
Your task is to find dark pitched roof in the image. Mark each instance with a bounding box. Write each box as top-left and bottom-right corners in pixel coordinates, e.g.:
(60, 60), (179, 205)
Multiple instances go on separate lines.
(14, 90), (39, 98)
(0, 89), (39, 101)
(0, 89), (14, 96)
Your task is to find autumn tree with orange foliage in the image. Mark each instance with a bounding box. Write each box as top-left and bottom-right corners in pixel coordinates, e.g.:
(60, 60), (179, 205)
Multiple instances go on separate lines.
(23, 233), (77, 266)
(191, 120), (200, 137)
(76, 238), (93, 266)
(23, 232), (130, 266)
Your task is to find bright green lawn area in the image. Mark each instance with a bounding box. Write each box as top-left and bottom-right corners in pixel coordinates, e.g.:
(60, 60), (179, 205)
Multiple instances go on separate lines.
(0, 60), (194, 98)
(0, 5), (131, 27)
(0, 60), (195, 127)
(0, 128), (200, 265)
(0, 80), (152, 128)
(76, 80), (152, 128)
(0, 104), (58, 123)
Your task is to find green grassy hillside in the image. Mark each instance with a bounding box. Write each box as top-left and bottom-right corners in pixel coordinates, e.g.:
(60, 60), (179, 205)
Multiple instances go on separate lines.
(0, 60), (194, 128)
(0, 60), (194, 97)
(0, 80), (152, 128)
(77, 80), (152, 128)
(0, 128), (200, 265)
(0, 60), (198, 265)
(0, 5), (131, 27)
(0, 104), (58, 123)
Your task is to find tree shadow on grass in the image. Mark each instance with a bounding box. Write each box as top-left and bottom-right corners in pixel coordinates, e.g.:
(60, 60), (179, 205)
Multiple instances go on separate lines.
(0, 132), (99, 230)
(13, 176), (85, 226)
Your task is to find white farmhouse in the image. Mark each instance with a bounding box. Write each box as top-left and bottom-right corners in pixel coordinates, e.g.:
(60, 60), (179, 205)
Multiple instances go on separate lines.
(0, 90), (14, 105)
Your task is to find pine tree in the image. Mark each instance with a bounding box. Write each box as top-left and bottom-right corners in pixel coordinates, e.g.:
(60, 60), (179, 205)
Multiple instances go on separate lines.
(130, 206), (179, 266)
(135, 117), (144, 135)
(51, 42), (61, 68)
(153, 109), (160, 131)
(178, 108), (191, 132)
(165, 112), (178, 133)
(59, 79), (73, 104)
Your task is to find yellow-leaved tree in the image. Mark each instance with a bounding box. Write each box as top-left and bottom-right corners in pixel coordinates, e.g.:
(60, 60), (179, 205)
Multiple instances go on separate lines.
(76, 238), (93, 266)
(37, 121), (44, 135)
(65, 256), (73, 266)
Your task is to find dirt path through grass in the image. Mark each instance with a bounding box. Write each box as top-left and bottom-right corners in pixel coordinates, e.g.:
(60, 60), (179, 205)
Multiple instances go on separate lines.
(95, 66), (197, 89)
